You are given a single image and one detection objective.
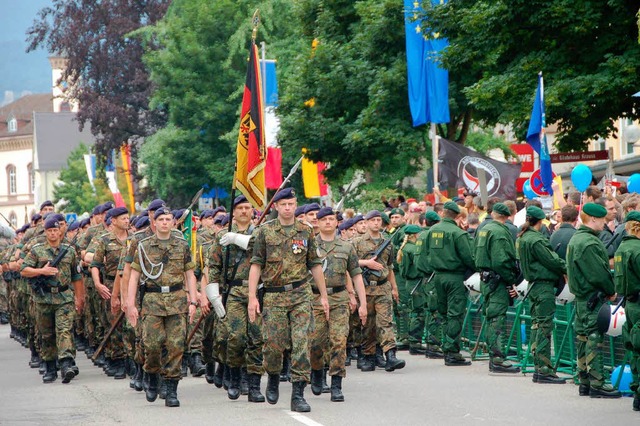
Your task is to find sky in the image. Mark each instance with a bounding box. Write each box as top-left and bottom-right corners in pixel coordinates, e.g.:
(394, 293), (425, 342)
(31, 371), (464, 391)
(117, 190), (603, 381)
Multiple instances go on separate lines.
(0, 0), (53, 106)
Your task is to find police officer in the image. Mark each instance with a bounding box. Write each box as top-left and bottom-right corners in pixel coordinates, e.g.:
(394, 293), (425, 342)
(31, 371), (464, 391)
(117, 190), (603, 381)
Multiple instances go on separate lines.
(397, 224), (426, 354)
(613, 211), (640, 411)
(516, 206), (566, 384)
(247, 188), (330, 413)
(566, 203), (621, 398)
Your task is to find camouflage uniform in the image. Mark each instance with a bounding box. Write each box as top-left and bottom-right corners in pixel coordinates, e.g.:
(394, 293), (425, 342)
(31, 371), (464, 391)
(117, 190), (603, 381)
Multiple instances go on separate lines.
(79, 223), (108, 350)
(250, 219), (321, 383)
(131, 234), (194, 380)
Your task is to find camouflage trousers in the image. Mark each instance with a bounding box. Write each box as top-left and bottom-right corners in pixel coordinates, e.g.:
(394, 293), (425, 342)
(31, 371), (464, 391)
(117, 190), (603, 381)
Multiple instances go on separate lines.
(481, 282), (509, 360)
(262, 291), (313, 383)
(575, 298), (608, 388)
(213, 314), (229, 364)
(623, 301), (640, 397)
(434, 273), (467, 354)
(99, 297), (126, 360)
(16, 289), (29, 332)
(142, 313), (187, 380)
(348, 294), (363, 350)
(201, 311), (217, 364)
(363, 285), (396, 355)
(0, 278), (7, 312)
(84, 280), (104, 348)
(310, 293), (349, 377)
(528, 282), (556, 374)
(187, 307), (204, 355)
(225, 286), (264, 374)
(35, 301), (76, 361)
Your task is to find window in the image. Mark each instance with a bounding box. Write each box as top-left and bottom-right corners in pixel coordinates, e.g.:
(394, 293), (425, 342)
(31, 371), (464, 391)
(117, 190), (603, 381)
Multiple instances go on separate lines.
(6, 165), (17, 194)
(27, 163), (34, 193)
(596, 138), (606, 151)
(7, 117), (17, 132)
(8, 211), (17, 228)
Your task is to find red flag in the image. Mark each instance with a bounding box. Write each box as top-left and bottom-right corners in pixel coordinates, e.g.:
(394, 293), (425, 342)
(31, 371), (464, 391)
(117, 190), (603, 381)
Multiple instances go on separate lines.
(265, 147), (283, 189)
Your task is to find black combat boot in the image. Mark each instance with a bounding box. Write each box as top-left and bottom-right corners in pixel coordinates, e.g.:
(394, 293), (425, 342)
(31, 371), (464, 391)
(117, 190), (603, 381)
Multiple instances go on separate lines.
(60, 358), (76, 384)
(29, 346), (41, 368)
(266, 374), (280, 405)
(290, 381), (311, 412)
(0, 312), (8, 324)
(146, 373), (159, 402)
(240, 368), (249, 395)
(247, 374), (265, 403)
(322, 367), (330, 393)
(70, 359), (80, 377)
(223, 364), (230, 390)
(113, 358), (127, 380)
(633, 395), (640, 411)
(133, 363), (144, 391)
(190, 353), (206, 377)
(9, 325), (16, 339)
(444, 352), (471, 366)
(589, 384), (622, 399)
(159, 377), (168, 399)
(536, 373), (566, 384)
(104, 357), (116, 376)
(165, 379), (180, 407)
(330, 375), (344, 402)
(375, 345), (386, 368)
(181, 353), (189, 378)
(385, 348), (406, 372)
(310, 369), (323, 395)
(579, 384), (590, 396)
(356, 347), (365, 369)
(42, 360), (58, 383)
(75, 334), (86, 352)
(489, 359), (520, 374)
(227, 367), (242, 400)
(213, 362), (224, 388)
(38, 361), (46, 375)
(280, 352), (291, 382)
(345, 347), (351, 366)
(360, 354), (376, 372)
(205, 362), (216, 384)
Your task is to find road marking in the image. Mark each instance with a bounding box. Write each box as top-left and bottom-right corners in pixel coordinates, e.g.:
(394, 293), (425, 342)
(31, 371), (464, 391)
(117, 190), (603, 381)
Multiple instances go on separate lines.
(286, 410), (325, 426)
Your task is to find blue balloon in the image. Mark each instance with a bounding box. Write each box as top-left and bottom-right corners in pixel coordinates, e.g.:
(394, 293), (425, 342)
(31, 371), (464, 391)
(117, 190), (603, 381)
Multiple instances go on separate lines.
(628, 173), (640, 194)
(571, 164), (592, 192)
(610, 364), (632, 392)
(523, 179), (537, 199)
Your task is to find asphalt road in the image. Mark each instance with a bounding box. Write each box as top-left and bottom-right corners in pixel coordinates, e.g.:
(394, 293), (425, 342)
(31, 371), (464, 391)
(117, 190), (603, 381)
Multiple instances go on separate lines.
(0, 324), (637, 426)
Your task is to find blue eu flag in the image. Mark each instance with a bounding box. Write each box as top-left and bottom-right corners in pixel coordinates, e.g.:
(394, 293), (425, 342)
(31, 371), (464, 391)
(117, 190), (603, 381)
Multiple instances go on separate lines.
(404, 0), (450, 126)
(526, 73), (554, 195)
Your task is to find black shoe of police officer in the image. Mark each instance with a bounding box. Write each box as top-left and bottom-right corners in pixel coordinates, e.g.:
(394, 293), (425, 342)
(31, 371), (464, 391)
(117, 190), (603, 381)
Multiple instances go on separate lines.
(589, 384), (621, 399)
(537, 373), (566, 384)
(633, 395), (640, 411)
(42, 360), (58, 383)
(489, 359), (520, 374)
(330, 376), (344, 402)
(60, 358), (76, 384)
(578, 384), (590, 396)
(247, 374), (265, 403)
(385, 348), (406, 372)
(146, 373), (159, 402)
(205, 362), (216, 384)
(213, 362), (224, 388)
(266, 374), (280, 405)
(227, 367), (241, 400)
(291, 381), (311, 413)
(375, 345), (386, 368)
(240, 367), (249, 395)
(310, 369), (323, 395)
(360, 355), (376, 372)
(165, 379), (180, 407)
(444, 353), (471, 366)
(190, 353), (206, 377)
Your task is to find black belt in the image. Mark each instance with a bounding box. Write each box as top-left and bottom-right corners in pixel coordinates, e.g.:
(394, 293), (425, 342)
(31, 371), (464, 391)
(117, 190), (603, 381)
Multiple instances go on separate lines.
(145, 284), (183, 293)
(105, 275), (116, 281)
(263, 280), (305, 293)
(228, 279), (247, 287)
(42, 285), (69, 294)
(365, 278), (388, 287)
(312, 286), (346, 295)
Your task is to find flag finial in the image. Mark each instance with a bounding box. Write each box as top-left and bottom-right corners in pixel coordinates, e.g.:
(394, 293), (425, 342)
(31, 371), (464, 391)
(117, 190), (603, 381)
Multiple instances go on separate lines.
(252, 9), (260, 41)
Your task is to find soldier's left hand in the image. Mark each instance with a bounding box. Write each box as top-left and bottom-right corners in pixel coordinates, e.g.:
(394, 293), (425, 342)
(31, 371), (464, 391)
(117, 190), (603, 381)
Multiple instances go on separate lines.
(391, 287), (399, 303)
(348, 294), (357, 313)
(358, 303), (367, 326)
(508, 285), (518, 299)
(75, 296), (84, 314)
(188, 304), (197, 323)
(321, 296), (330, 320)
(110, 296), (121, 315)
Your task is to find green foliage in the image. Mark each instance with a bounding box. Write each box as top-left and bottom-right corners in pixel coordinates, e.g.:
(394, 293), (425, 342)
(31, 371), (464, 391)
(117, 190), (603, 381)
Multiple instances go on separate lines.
(53, 144), (113, 215)
(464, 128), (513, 157)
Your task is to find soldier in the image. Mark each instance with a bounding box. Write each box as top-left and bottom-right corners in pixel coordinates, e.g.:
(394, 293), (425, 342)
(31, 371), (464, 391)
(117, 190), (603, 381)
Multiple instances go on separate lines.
(613, 211), (640, 411)
(388, 208), (410, 351)
(566, 203), (620, 398)
(309, 207), (367, 402)
(352, 210), (405, 372)
(247, 188), (330, 413)
(21, 216), (85, 383)
(352, 214), (367, 236)
(473, 202), (520, 373)
(549, 205), (578, 260)
(304, 203), (321, 232)
(516, 206), (566, 384)
(425, 201), (476, 366)
(126, 207), (199, 408)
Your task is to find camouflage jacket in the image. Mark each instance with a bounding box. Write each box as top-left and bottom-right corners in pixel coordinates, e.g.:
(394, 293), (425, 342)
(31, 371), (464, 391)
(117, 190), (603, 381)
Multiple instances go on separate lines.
(91, 230), (130, 283)
(208, 224), (255, 286)
(314, 234), (361, 289)
(352, 232), (395, 296)
(79, 223), (108, 253)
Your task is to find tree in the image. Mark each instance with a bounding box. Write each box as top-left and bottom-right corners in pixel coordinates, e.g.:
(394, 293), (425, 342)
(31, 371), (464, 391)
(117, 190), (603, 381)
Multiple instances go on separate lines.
(421, 0), (640, 152)
(53, 144), (113, 214)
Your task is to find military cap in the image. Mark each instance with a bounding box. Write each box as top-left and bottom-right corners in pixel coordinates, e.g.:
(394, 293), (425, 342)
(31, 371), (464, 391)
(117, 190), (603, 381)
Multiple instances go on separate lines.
(18, 224), (30, 233)
(526, 206), (546, 220)
(316, 207), (335, 220)
(51, 213), (65, 223)
(44, 217), (60, 230)
(148, 199), (166, 211)
(233, 195), (250, 208)
(625, 211), (640, 223)
(273, 188), (295, 203)
(338, 219), (354, 231)
(109, 207), (129, 218)
(304, 203), (321, 214)
(106, 216), (113, 226)
(92, 205), (102, 216)
(79, 218), (91, 228)
(337, 212), (344, 222)
(98, 203), (113, 214)
(154, 207), (173, 220)
(200, 209), (214, 219)
(135, 216), (150, 229)
(352, 214), (364, 224)
(295, 205), (307, 217)
(213, 215), (225, 225)
(390, 208), (405, 217)
(425, 211), (441, 223)
(443, 201), (461, 214)
(32, 213), (42, 222)
(68, 221), (80, 231)
(403, 224), (422, 235)
(211, 206), (226, 217)
(173, 209), (186, 220)
(220, 214), (230, 226)
(365, 210), (381, 220)
(139, 210), (149, 217)
(492, 202), (511, 217)
(582, 203), (607, 218)
(380, 212), (390, 225)
(40, 200), (54, 210)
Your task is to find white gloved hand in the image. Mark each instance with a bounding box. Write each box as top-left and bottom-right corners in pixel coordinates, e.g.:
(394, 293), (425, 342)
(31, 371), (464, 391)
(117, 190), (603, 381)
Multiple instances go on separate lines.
(219, 232), (251, 250)
(205, 283), (226, 318)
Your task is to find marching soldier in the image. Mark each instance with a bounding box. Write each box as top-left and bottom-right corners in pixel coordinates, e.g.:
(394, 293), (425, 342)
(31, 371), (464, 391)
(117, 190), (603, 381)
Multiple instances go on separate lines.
(566, 203), (620, 398)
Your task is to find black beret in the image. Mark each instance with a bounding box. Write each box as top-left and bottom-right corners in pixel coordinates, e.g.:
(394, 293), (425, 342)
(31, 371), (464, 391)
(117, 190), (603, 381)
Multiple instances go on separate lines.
(31, 213), (42, 222)
(109, 207), (129, 218)
(365, 210), (381, 220)
(304, 203), (321, 214)
(316, 207), (335, 220)
(273, 188), (295, 203)
(338, 218), (354, 231)
(295, 205), (307, 217)
(39, 200), (54, 210)
(148, 199), (166, 211)
(233, 195), (250, 208)
(44, 217), (60, 230)
(135, 216), (150, 229)
(352, 214), (364, 224)
(200, 209), (214, 219)
(68, 221), (80, 231)
(154, 207), (173, 220)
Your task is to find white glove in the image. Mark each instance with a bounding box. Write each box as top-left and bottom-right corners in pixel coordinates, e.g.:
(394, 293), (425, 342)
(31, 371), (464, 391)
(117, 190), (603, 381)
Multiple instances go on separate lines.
(205, 283), (226, 318)
(219, 232), (251, 250)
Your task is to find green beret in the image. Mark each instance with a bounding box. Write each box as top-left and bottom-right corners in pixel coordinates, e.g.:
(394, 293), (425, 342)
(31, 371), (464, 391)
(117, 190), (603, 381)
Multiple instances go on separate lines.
(443, 201), (460, 214)
(582, 203), (607, 218)
(625, 211), (640, 223)
(492, 202), (511, 217)
(380, 212), (390, 225)
(526, 206), (546, 220)
(403, 224), (422, 235)
(390, 208), (405, 217)
(425, 211), (441, 223)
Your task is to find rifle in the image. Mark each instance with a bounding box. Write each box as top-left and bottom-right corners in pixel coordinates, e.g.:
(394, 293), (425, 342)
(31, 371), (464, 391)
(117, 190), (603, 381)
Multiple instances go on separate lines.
(29, 229), (79, 297)
(0, 212), (17, 231)
(361, 237), (394, 286)
(92, 312), (124, 361)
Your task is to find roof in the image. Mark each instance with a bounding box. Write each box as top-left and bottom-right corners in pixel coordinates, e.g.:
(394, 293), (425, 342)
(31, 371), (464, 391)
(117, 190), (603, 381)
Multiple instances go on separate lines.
(0, 94), (54, 138)
(33, 112), (96, 171)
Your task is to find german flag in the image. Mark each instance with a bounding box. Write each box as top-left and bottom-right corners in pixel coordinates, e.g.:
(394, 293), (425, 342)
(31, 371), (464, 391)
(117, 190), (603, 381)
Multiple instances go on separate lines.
(235, 41), (266, 209)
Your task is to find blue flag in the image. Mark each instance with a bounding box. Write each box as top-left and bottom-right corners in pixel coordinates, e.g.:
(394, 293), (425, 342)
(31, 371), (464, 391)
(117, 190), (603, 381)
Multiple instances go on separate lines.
(259, 59), (278, 107)
(526, 73), (554, 195)
(404, 0), (450, 126)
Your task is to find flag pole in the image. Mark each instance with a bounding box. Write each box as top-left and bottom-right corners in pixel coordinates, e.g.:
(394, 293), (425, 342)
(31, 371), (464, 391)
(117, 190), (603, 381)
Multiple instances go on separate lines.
(431, 123), (439, 202)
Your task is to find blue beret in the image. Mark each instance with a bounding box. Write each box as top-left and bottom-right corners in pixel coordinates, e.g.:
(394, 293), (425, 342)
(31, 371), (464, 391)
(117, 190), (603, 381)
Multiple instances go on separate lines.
(338, 218), (354, 231)
(295, 206), (307, 217)
(79, 218), (91, 228)
(18, 224), (30, 233)
(304, 203), (321, 214)
(39, 200), (54, 210)
(44, 217), (61, 230)
(352, 214), (364, 224)
(337, 213), (343, 221)
(220, 214), (230, 226)
(139, 210), (149, 217)
(273, 188), (296, 203)
(109, 207), (129, 218)
(92, 205), (101, 215)
(200, 209), (214, 219)
(233, 195), (250, 208)
(316, 207), (335, 220)
(32, 213), (42, 222)
(211, 206), (226, 217)
(51, 213), (65, 223)
(214, 214), (225, 225)
(148, 199), (166, 211)
(99, 203), (114, 214)
(365, 210), (381, 220)
(154, 207), (173, 220)
(105, 216), (112, 226)
(68, 221), (80, 231)
(172, 209), (185, 220)
(135, 216), (150, 229)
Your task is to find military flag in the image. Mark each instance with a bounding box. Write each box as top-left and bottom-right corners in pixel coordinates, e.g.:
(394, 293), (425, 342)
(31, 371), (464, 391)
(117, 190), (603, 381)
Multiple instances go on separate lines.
(526, 72), (554, 195)
(301, 149), (328, 199)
